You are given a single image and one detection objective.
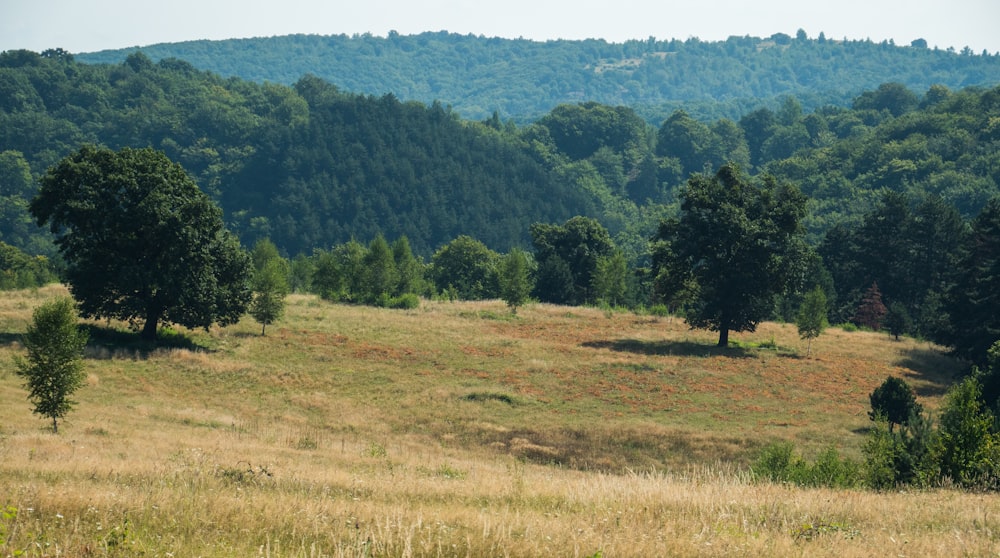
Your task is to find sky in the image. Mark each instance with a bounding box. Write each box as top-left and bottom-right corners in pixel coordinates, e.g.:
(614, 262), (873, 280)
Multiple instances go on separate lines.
(2, 0), (999, 55)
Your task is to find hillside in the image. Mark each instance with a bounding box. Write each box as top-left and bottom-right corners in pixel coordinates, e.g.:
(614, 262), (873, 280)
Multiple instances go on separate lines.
(3, 48), (1000, 263)
(75, 31), (1000, 122)
(2, 286), (992, 556)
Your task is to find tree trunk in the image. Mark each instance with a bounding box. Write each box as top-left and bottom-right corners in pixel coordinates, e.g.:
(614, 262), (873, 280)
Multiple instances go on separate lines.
(141, 309), (160, 341)
(717, 327), (729, 347)
(52, 416), (58, 433)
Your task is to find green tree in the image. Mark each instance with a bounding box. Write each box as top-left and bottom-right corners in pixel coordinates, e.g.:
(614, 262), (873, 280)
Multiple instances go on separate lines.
(30, 145), (253, 340)
(652, 163), (807, 346)
(884, 302), (913, 341)
(869, 376), (923, 432)
(14, 297), (88, 433)
(796, 286), (828, 356)
(530, 216), (614, 306)
(363, 234), (398, 304)
(933, 375), (999, 487)
(0, 150), (37, 249)
(592, 249), (628, 307)
(248, 240), (290, 335)
(430, 235), (499, 300)
(499, 247), (533, 314)
(249, 259), (289, 335)
(391, 236), (426, 297)
(940, 198), (1000, 366)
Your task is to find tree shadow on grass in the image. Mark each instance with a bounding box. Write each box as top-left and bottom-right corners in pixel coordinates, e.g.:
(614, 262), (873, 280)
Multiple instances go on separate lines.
(0, 332), (21, 347)
(894, 346), (966, 398)
(81, 324), (209, 360)
(582, 338), (757, 359)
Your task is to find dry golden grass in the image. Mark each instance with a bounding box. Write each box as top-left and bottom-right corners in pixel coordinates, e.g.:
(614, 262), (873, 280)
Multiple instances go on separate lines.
(1, 287), (996, 557)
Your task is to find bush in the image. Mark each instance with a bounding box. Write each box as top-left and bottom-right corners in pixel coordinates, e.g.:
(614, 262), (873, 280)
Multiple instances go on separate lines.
(387, 293), (420, 309)
(861, 415), (936, 489)
(648, 304), (670, 317)
(751, 442), (860, 488)
(934, 374), (1000, 488)
(869, 376), (923, 432)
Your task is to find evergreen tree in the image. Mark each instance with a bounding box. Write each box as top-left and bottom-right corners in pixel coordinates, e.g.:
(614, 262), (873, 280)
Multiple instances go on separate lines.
(363, 234), (397, 305)
(869, 376), (923, 432)
(940, 198), (1000, 365)
(853, 282), (887, 330)
(884, 302), (913, 341)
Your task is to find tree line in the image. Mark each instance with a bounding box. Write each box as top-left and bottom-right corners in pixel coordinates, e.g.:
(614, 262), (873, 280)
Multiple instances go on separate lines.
(74, 30), (1000, 122)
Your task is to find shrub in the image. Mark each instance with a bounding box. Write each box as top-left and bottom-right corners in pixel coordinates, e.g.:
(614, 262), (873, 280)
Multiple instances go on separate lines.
(863, 409), (938, 490)
(869, 376), (922, 432)
(752, 442), (860, 488)
(933, 374), (1000, 488)
(388, 293), (420, 309)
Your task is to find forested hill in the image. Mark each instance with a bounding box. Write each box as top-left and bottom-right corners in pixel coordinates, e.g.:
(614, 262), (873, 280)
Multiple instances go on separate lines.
(74, 31), (1000, 122)
(2, 48), (1000, 267)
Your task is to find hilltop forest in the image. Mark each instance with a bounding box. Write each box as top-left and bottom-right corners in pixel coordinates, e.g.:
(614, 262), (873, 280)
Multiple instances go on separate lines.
(75, 31), (1000, 122)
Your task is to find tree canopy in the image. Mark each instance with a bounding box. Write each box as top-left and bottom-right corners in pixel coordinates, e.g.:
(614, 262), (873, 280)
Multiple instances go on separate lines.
(30, 145), (252, 340)
(653, 164), (808, 346)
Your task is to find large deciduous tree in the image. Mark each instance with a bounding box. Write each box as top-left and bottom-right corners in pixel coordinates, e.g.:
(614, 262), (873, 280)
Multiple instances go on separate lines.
(652, 163), (807, 346)
(30, 145), (252, 340)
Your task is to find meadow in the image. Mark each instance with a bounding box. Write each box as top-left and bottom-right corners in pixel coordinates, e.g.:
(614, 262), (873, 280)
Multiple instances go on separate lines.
(1, 286), (997, 557)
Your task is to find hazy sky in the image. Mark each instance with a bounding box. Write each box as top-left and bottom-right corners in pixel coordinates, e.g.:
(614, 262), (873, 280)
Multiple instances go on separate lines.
(3, 0), (998, 55)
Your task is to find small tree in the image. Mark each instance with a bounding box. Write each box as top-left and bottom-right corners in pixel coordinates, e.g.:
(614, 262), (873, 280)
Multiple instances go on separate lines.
(796, 286), (828, 356)
(249, 259), (289, 335)
(592, 249), (628, 307)
(499, 248), (532, 314)
(14, 298), (89, 433)
(934, 374), (999, 487)
(869, 376), (923, 432)
(884, 302), (912, 341)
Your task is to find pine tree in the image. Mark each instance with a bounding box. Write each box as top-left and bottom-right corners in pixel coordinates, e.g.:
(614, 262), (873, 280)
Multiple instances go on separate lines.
(853, 282), (887, 331)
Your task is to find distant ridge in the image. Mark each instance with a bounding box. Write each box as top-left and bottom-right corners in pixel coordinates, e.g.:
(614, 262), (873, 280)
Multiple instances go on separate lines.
(75, 31), (1000, 122)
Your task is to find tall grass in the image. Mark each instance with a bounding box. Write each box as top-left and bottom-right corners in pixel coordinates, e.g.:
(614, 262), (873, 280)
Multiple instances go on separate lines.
(1, 287), (993, 556)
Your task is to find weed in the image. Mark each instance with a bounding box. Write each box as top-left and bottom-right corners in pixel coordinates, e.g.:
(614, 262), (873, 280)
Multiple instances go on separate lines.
(418, 463), (468, 480)
(295, 436), (319, 450)
(366, 441), (387, 458)
(791, 520), (860, 541)
(215, 461), (274, 486)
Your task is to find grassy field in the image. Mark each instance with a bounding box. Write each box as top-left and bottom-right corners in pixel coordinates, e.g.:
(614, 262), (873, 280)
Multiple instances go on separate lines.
(1, 285), (997, 557)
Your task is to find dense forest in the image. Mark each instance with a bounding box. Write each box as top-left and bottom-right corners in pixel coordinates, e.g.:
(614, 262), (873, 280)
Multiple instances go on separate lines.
(2, 46), (1000, 364)
(75, 32), (1000, 123)
(3, 48), (999, 252)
